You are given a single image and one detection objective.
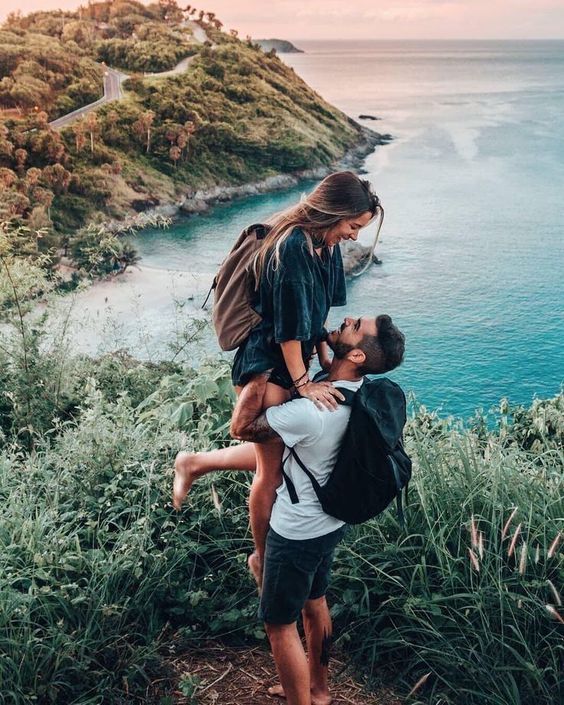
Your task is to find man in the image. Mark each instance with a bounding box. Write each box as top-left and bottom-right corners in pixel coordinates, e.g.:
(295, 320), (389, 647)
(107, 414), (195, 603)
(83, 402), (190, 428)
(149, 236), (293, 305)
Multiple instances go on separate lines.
(230, 313), (405, 705)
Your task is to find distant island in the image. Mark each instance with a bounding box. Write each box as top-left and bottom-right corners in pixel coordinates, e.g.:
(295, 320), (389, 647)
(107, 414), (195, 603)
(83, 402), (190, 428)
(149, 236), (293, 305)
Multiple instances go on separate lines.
(255, 38), (304, 53)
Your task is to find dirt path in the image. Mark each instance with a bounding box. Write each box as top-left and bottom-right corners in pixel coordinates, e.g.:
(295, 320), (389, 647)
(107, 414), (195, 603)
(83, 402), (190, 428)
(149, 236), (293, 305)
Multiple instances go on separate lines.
(150, 642), (402, 705)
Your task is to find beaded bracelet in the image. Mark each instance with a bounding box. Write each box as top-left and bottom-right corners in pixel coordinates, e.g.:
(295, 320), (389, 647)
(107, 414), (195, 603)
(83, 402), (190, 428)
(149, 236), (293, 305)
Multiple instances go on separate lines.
(292, 371), (309, 385)
(294, 378), (311, 390)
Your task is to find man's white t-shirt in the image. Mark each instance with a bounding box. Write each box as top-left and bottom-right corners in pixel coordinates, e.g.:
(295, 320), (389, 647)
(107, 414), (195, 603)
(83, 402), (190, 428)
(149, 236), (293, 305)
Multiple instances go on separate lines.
(265, 378), (363, 540)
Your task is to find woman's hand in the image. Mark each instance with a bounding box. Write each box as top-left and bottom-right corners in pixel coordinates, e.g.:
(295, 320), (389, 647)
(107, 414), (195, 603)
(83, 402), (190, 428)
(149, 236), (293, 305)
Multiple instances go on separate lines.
(297, 380), (344, 410)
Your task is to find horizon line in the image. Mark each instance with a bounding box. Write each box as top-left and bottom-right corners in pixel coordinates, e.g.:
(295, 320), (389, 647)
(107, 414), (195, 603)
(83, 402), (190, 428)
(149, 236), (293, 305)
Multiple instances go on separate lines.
(275, 37), (564, 42)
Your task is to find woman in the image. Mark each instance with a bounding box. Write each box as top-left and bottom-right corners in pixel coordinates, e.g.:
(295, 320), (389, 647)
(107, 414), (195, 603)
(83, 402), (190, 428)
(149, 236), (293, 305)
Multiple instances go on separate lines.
(173, 171), (381, 582)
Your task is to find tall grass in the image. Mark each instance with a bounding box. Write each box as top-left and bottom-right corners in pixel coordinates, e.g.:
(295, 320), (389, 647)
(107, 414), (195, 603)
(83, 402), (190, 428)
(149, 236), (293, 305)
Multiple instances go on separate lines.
(332, 404), (563, 705)
(0, 260), (561, 703)
(0, 360), (258, 703)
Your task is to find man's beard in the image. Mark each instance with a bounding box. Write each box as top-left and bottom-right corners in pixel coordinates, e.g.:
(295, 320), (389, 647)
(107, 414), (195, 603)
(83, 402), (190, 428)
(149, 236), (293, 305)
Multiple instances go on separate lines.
(328, 339), (354, 360)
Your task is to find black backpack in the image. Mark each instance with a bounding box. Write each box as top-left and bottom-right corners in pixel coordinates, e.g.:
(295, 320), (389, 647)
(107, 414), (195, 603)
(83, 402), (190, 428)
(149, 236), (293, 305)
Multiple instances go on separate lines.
(281, 377), (412, 525)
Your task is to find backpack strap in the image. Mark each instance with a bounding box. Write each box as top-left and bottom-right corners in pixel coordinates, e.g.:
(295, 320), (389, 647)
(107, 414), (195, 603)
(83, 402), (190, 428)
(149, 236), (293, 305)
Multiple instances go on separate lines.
(335, 387), (356, 406)
(201, 276), (216, 309)
(289, 447), (325, 504)
(281, 449), (300, 504)
(389, 454), (407, 529)
(281, 386), (356, 505)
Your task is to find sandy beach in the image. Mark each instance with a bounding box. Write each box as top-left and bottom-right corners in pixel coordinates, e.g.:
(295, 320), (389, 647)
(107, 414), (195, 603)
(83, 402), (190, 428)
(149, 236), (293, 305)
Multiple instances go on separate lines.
(53, 265), (216, 359)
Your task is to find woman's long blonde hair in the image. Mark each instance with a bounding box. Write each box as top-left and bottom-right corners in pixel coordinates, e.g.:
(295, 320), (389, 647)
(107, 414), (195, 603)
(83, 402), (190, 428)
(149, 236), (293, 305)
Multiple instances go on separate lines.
(252, 171), (381, 286)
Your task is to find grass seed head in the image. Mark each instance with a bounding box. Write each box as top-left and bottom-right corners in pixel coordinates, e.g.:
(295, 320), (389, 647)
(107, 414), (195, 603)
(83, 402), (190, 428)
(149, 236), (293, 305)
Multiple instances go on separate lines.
(502, 506), (518, 540)
(547, 580), (562, 606)
(545, 605), (564, 625)
(211, 484), (222, 515)
(470, 515), (478, 548)
(407, 671), (432, 697)
(547, 532), (561, 559)
(519, 542), (528, 575)
(508, 523), (522, 559)
(468, 548), (480, 572)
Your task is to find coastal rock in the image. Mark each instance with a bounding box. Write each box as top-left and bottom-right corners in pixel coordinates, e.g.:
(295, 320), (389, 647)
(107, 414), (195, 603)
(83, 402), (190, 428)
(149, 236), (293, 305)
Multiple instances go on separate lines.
(256, 39), (304, 53)
(341, 241), (383, 276)
(180, 198), (209, 214)
(131, 197), (160, 212)
(358, 114), (381, 121)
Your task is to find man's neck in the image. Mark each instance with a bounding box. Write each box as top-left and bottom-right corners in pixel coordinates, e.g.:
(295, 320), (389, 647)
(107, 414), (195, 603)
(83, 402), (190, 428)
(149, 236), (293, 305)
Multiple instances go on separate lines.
(326, 359), (362, 383)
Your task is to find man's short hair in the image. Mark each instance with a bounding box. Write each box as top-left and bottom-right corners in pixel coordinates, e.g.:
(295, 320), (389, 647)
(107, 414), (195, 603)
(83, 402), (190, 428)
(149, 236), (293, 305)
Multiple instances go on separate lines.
(357, 314), (405, 375)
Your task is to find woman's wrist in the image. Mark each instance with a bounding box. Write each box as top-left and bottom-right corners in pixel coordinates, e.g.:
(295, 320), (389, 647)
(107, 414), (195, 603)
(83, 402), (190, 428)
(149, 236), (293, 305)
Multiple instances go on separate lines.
(292, 370), (309, 386)
(295, 377), (311, 392)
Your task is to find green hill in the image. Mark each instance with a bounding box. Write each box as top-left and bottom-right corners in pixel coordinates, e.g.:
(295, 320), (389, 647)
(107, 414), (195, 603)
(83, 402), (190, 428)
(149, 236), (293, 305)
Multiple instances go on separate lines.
(0, 2), (384, 278)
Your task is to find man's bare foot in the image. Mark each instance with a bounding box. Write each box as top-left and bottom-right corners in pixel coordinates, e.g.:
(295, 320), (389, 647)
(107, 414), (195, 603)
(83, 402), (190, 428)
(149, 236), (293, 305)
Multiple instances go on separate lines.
(267, 684), (285, 698)
(267, 684), (332, 705)
(172, 452), (201, 510)
(247, 551), (263, 589)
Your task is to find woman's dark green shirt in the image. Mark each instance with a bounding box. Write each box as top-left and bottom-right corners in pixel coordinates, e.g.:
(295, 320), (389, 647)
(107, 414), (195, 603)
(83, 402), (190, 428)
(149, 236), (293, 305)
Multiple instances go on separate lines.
(231, 227), (347, 388)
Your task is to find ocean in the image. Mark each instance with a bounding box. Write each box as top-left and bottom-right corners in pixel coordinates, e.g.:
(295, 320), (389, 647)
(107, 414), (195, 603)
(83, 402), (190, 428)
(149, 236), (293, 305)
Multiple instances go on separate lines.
(133, 40), (564, 418)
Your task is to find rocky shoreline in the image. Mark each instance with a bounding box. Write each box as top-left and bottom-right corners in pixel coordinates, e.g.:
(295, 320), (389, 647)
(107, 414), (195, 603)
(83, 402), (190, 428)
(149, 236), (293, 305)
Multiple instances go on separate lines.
(102, 127), (391, 233)
(98, 126), (391, 277)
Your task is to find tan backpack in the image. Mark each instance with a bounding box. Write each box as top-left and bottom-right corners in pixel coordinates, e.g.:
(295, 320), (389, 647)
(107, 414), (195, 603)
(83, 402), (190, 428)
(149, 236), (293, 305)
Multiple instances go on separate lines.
(202, 223), (271, 351)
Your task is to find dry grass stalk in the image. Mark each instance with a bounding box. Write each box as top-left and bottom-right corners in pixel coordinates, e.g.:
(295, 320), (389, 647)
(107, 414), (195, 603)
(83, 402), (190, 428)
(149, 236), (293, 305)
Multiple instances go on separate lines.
(547, 580), (562, 606)
(501, 507), (518, 540)
(470, 515), (478, 548)
(211, 484), (222, 514)
(507, 523), (522, 558)
(468, 548), (480, 572)
(545, 605), (564, 625)
(478, 531), (484, 560)
(518, 542), (528, 575)
(547, 532), (561, 559)
(407, 671), (432, 698)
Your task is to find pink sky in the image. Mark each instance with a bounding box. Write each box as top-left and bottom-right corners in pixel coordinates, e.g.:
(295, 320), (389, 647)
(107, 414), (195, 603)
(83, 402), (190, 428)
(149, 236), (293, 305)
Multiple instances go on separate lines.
(1, 1), (563, 40)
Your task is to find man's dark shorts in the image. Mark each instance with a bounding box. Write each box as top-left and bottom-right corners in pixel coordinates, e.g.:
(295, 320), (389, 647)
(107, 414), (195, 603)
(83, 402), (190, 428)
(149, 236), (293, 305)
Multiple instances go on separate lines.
(259, 525), (347, 625)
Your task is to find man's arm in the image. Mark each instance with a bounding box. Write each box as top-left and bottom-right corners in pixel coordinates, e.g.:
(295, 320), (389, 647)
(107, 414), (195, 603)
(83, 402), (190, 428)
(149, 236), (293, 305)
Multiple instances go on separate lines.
(230, 372), (281, 443)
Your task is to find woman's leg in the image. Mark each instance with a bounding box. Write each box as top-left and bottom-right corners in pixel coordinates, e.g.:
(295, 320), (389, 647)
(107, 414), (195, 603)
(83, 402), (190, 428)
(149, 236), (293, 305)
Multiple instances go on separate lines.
(173, 443), (257, 510)
(248, 382), (290, 585)
(172, 384), (257, 510)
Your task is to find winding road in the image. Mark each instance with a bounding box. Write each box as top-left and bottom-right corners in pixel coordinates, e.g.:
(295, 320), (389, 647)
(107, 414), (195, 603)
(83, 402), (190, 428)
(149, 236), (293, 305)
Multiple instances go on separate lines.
(48, 21), (211, 130)
(49, 66), (128, 129)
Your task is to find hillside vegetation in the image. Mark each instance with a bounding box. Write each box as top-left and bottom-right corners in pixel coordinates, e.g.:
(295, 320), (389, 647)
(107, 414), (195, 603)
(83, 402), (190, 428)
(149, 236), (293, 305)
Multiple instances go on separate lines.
(0, 263), (562, 703)
(0, 2), (376, 281)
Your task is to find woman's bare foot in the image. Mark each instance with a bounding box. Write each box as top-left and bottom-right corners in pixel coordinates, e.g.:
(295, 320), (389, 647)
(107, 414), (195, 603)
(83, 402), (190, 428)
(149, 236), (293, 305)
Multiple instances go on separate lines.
(247, 551), (263, 589)
(267, 684), (331, 705)
(173, 452), (201, 510)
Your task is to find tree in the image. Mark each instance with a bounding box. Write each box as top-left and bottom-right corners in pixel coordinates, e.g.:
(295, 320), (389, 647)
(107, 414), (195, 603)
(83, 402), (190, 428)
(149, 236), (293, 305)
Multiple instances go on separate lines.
(24, 167), (42, 190)
(72, 118), (88, 153)
(42, 164), (71, 195)
(169, 144), (181, 167)
(0, 167), (17, 189)
(14, 148), (27, 176)
(0, 125), (14, 160)
(84, 112), (99, 153)
(133, 110), (155, 153)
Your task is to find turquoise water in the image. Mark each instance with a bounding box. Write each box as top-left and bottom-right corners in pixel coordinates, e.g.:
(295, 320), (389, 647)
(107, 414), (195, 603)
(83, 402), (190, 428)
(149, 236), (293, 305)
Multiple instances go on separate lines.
(135, 40), (564, 418)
